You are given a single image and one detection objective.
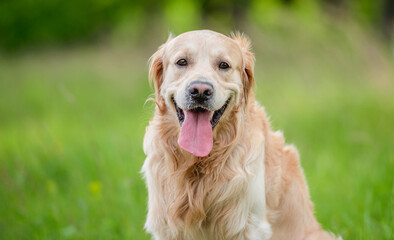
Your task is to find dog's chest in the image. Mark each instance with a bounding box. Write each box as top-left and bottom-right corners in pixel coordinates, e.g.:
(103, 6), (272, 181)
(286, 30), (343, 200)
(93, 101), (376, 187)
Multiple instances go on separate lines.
(166, 165), (256, 234)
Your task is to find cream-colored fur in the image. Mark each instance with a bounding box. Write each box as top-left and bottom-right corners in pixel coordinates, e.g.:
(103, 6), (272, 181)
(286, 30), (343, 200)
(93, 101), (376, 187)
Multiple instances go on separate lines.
(142, 30), (340, 240)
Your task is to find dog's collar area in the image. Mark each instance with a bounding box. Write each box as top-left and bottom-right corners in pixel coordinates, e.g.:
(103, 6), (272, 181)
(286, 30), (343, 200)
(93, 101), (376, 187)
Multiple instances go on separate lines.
(172, 97), (230, 128)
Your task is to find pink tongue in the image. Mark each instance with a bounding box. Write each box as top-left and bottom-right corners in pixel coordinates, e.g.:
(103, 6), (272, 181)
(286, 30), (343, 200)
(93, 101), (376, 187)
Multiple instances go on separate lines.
(178, 110), (213, 157)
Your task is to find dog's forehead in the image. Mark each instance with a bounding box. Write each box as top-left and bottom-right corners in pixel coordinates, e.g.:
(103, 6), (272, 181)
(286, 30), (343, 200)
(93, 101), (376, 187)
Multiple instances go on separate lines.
(166, 31), (241, 58)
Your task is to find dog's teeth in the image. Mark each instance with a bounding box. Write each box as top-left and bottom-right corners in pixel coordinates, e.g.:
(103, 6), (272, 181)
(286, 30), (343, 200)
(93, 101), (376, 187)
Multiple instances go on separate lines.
(209, 111), (214, 119)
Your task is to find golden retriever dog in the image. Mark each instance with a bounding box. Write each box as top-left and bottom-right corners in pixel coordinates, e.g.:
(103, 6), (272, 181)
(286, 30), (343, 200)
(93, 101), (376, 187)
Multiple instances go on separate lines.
(142, 30), (340, 240)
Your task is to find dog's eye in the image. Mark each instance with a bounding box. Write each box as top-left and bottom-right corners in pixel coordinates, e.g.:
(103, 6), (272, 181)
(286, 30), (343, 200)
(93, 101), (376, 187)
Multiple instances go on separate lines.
(176, 59), (188, 66)
(218, 62), (230, 69)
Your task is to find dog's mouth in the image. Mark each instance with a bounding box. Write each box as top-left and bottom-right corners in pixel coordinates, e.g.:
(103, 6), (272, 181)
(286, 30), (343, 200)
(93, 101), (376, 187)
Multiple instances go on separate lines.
(172, 97), (230, 128)
(172, 97), (230, 157)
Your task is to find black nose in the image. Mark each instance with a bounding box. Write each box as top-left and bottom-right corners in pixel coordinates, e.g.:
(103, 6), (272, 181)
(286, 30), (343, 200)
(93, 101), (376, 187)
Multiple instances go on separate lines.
(187, 81), (214, 102)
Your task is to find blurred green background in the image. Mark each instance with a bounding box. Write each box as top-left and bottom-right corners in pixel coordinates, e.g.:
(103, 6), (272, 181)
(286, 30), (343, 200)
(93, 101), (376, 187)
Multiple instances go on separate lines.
(0, 0), (393, 239)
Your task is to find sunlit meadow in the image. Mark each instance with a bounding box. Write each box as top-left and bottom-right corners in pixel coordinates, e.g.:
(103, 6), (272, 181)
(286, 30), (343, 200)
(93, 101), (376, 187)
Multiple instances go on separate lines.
(0, 17), (393, 240)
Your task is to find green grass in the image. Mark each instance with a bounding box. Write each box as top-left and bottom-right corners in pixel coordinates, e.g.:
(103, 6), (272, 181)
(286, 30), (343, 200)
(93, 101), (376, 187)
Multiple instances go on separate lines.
(0, 25), (393, 239)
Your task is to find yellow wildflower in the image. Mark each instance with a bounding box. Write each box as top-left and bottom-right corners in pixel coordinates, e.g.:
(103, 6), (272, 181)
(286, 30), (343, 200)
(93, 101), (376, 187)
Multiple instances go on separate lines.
(89, 181), (102, 197)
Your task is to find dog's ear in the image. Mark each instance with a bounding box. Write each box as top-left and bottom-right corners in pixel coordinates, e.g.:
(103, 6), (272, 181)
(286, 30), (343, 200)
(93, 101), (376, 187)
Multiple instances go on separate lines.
(230, 32), (255, 104)
(149, 34), (173, 105)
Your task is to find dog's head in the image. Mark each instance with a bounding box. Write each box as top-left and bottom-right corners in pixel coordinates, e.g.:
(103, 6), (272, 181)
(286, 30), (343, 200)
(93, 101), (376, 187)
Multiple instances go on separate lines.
(149, 30), (255, 157)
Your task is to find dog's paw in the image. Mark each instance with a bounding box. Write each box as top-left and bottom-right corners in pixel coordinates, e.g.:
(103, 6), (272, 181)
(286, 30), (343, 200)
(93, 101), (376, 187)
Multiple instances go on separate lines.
(245, 219), (272, 240)
(258, 221), (272, 240)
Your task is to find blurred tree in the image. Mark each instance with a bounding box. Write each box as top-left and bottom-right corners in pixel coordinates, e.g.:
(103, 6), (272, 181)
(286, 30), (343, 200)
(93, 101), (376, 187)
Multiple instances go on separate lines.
(382, 0), (394, 37)
(320, 0), (344, 6)
(0, 0), (392, 52)
(201, 0), (252, 29)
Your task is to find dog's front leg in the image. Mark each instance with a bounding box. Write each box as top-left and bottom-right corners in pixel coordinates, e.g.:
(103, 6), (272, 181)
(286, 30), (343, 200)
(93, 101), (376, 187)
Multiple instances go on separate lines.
(242, 154), (272, 240)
